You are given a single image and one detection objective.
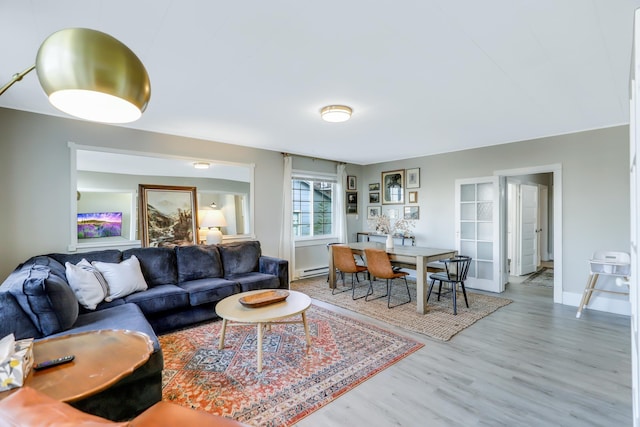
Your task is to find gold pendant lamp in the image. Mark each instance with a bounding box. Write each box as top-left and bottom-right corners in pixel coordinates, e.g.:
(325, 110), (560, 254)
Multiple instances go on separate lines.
(1, 27), (151, 124)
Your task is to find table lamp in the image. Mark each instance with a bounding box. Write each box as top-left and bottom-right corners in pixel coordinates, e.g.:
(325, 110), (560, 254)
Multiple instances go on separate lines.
(199, 209), (227, 244)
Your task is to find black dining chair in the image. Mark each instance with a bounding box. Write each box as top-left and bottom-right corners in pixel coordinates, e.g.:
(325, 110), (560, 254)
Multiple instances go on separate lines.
(427, 255), (472, 315)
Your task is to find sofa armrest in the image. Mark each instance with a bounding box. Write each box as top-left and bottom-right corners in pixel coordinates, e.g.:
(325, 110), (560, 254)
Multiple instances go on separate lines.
(259, 256), (289, 289)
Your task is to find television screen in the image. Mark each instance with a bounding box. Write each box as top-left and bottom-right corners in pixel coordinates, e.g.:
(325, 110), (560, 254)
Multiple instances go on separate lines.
(77, 212), (123, 239)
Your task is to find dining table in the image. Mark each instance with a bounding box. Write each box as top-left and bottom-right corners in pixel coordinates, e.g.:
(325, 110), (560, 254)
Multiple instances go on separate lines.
(328, 242), (457, 314)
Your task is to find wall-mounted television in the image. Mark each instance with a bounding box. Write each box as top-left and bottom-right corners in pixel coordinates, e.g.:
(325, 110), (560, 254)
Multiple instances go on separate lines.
(77, 212), (123, 239)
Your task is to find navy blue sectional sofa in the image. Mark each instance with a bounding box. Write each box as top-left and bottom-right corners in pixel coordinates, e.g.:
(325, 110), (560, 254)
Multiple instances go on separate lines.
(0, 240), (288, 421)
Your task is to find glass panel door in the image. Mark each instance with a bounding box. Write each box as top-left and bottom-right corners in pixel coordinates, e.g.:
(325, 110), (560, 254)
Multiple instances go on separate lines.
(455, 177), (504, 292)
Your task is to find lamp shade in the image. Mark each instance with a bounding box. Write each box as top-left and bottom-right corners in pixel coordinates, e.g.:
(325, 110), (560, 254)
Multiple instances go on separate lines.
(35, 28), (151, 123)
(199, 209), (227, 228)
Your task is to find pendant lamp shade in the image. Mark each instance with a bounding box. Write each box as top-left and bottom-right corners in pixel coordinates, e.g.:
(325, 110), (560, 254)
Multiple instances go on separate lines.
(35, 28), (151, 123)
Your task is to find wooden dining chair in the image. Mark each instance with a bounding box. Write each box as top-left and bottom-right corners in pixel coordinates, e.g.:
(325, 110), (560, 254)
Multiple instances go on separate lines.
(427, 255), (472, 315)
(364, 248), (411, 308)
(332, 245), (369, 299)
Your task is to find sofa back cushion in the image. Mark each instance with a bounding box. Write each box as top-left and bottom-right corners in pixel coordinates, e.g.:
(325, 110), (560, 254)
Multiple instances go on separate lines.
(123, 248), (177, 286)
(48, 250), (123, 266)
(5, 257), (79, 336)
(218, 241), (261, 276)
(175, 245), (224, 282)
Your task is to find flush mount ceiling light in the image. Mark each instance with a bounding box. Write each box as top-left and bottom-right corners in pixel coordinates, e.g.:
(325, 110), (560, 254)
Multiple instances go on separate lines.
(0, 27), (151, 124)
(321, 105), (352, 123)
(193, 162), (210, 169)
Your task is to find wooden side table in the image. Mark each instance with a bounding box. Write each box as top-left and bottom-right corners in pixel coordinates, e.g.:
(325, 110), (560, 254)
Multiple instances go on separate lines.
(0, 329), (154, 402)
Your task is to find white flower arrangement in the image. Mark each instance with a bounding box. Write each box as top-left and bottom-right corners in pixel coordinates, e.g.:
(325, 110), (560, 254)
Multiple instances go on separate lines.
(367, 213), (415, 237)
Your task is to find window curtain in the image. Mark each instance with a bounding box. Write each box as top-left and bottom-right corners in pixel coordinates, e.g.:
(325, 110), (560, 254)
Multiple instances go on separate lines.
(335, 163), (348, 243)
(279, 154), (295, 281)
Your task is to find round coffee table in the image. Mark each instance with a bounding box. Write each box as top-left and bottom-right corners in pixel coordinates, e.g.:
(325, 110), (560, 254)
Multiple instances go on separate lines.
(215, 289), (311, 372)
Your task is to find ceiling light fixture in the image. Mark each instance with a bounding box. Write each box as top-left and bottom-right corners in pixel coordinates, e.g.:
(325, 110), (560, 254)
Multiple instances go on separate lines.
(0, 27), (151, 124)
(193, 162), (210, 169)
(321, 105), (352, 123)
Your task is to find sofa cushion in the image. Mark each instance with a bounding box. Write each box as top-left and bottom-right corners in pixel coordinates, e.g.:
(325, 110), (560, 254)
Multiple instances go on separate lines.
(48, 250), (123, 266)
(124, 285), (189, 315)
(50, 303), (161, 353)
(123, 248), (177, 286)
(0, 291), (40, 340)
(6, 263), (79, 336)
(178, 278), (240, 306)
(227, 272), (280, 292)
(93, 256), (148, 301)
(218, 241), (261, 276)
(65, 259), (109, 310)
(175, 245), (223, 282)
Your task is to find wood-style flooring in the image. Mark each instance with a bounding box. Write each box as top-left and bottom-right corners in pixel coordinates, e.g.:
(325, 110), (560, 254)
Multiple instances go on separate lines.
(294, 278), (631, 427)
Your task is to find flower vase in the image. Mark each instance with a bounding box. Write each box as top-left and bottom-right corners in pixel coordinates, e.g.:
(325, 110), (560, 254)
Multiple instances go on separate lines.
(386, 234), (394, 250)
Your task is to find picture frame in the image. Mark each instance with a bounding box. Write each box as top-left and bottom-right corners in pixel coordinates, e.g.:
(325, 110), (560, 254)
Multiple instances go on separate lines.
(346, 191), (358, 215)
(381, 169), (405, 204)
(408, 191), (418, 204)
(404, 205), (420, 220)
(369, 192), (380, 203)
(139, 184), (198, 247)
(367, 206), (381, 219)
(406, 168), (420, 188)
(369, 182), (380, 191)
(347, 175), (357, 191)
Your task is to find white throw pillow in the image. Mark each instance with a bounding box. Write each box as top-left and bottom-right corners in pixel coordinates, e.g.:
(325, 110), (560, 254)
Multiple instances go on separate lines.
(65, 258), (109, 310)
(92, 255), (148, 301)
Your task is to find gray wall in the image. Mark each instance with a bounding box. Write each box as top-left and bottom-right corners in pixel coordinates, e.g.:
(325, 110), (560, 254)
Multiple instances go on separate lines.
(0, 107), (284, 280)
(359, 125), (630, 303)
(0, 107), (631, 314)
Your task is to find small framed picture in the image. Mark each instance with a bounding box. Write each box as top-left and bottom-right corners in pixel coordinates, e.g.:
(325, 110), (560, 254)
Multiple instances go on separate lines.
(404, 205), (420, 220)
(406, 168), (420, 189)
(347, 175), (357, 190)
(346, 191), (358, 214)
(408, 191), (418, 204)
(369, 192), (380, 203)
(369, 182), (380, 191)
(367, 206), (381, 219)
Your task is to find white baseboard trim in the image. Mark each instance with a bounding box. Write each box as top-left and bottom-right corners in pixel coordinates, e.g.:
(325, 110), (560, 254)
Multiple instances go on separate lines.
(563, 291), (630, 316)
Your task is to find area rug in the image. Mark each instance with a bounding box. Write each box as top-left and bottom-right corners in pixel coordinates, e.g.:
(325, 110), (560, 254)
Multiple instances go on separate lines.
(160, 304), (422, 427)
(290, 275), (511, 341)
(522, 267), (554, 288)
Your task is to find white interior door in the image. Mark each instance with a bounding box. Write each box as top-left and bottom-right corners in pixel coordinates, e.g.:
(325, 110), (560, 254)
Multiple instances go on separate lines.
(455, 177), (504, 292)
(539, 185), (549, 261)
(519, 184), (539, 275)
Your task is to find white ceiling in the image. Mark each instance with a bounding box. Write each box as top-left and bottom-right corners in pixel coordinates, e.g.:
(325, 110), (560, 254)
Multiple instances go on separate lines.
(1, 1), (639, 165)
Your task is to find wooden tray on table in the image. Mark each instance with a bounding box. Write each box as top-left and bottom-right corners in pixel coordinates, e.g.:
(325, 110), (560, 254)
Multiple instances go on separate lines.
(239, 290), (290, 308)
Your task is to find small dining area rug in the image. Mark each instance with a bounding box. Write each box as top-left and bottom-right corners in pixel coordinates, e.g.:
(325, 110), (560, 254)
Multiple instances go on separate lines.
(291, 275), (512, 341)
(521, 267), (554, 288)
(159, 304), (422, 426)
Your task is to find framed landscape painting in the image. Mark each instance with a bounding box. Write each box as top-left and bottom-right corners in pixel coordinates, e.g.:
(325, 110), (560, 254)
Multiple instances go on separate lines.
(139, 184), (198, 247)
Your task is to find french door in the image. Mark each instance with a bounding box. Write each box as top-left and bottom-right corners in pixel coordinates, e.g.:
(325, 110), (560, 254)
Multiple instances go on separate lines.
(455, 177), (504, 292)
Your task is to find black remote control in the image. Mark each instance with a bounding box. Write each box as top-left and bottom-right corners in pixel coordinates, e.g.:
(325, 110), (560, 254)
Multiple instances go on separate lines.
(34, 355), (75, 370)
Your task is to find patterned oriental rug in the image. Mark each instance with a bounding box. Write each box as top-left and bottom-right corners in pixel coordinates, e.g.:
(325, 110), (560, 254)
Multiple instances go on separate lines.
(160, 305), (422, 427)
(291, 275), (512, 341)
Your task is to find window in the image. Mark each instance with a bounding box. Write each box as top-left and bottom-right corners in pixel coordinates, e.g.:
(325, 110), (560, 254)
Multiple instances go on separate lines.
(292, 175), (335, 239)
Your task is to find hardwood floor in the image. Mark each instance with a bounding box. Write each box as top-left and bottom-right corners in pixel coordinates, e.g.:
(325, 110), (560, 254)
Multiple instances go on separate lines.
(294, 279), (631, 427)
